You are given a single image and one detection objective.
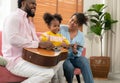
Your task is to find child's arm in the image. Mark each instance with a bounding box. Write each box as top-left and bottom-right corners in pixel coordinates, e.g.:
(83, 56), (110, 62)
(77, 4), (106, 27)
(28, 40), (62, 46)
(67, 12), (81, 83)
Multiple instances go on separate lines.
(61, 36), (70, 48)
(63, 36), (70, 45)
(39, 33), (55, 50)
(39, 33), (49, 42)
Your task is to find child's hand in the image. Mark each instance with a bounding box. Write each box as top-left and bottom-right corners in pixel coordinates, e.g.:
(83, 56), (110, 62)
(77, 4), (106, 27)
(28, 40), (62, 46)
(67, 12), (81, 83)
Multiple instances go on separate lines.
(61, 42), (69, 49)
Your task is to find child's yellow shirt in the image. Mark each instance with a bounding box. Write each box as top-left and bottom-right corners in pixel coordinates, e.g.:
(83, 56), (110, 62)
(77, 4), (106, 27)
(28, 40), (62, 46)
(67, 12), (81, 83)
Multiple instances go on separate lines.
(40, 31), (70, 47)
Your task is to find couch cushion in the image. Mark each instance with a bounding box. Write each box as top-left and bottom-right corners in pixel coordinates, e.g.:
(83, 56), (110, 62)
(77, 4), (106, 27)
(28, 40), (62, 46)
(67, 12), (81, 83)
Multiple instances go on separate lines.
(0, 66), (26, 83)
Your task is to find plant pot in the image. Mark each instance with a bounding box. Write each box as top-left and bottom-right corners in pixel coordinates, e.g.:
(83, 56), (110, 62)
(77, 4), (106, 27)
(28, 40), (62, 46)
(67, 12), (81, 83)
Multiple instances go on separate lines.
(90, 56), (110, 79)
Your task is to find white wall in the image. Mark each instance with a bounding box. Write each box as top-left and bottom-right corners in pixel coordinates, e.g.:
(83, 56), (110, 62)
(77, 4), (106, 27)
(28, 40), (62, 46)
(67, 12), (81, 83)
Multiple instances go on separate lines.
(0, 0), (17, 30)
(0, 0), (11, 30)
(10, 0), (17, 11)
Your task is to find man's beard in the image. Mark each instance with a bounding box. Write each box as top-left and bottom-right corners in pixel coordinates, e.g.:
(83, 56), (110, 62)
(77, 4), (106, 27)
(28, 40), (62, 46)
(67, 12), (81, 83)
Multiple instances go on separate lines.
(26, 9), (35, 17)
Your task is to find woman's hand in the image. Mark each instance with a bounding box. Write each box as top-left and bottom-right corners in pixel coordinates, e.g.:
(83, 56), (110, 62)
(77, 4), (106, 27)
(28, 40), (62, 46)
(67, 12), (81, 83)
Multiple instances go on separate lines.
(72, 43), (78, 54)
(74, 68), (81, 75)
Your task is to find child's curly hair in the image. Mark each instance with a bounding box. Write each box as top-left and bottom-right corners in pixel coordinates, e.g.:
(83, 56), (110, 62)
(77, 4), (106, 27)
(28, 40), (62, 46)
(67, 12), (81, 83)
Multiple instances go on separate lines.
(43, 13), (63, 26)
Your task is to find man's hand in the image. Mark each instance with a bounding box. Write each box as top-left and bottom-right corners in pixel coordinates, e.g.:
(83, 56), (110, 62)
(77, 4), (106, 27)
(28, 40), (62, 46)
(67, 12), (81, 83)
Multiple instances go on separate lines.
(39, 41), (55, 50)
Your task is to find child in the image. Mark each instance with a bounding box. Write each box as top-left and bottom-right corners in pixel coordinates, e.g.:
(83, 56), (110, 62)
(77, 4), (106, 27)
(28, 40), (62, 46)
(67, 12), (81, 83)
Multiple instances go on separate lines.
(39, 13), (69, 49)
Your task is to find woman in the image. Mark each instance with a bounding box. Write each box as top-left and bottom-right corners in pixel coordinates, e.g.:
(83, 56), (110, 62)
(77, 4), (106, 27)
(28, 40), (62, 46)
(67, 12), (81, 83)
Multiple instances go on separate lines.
(59, 13), (94, 83)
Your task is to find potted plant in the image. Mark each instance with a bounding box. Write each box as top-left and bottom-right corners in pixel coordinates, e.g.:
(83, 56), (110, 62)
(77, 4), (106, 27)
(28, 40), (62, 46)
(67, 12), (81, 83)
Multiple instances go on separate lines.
(87, 4), (118, 78)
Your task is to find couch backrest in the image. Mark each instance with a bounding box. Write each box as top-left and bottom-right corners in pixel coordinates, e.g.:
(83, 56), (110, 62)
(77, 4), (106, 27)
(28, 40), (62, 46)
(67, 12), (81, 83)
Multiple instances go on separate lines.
(0, 31), (2, 55)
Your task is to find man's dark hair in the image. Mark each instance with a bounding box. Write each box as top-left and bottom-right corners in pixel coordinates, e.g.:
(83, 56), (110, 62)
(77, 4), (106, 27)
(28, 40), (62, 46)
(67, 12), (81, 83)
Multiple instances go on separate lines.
(18, 0), (25, 8)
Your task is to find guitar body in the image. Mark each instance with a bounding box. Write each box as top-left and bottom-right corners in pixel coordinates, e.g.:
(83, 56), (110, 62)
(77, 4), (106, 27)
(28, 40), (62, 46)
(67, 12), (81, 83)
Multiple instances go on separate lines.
(22, 48), (68, 66)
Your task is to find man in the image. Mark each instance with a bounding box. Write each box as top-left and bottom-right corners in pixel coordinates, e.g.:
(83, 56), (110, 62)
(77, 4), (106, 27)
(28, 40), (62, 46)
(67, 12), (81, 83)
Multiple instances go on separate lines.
(2, 0), (61, 83)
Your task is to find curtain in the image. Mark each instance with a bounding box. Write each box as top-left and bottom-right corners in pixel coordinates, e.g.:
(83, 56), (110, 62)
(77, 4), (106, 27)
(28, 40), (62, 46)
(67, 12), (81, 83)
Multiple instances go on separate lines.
(34, 0), (83, 32)
(104, 0), (120, 78)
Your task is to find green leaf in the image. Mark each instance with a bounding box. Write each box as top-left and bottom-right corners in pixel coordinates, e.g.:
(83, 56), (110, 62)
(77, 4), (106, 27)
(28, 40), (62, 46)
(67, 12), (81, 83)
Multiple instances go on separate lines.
(88, 4), (105, 14)
(89, 15), (99, 20)
(90, 19), (98, 23)
(104, 12), (118, 30)
(90, 25), (102, 36)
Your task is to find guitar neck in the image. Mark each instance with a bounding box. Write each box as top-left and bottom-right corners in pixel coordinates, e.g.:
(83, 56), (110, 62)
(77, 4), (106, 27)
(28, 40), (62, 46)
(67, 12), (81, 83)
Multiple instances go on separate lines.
(52, 44), (83, 51)
(69, 44), (83, 48)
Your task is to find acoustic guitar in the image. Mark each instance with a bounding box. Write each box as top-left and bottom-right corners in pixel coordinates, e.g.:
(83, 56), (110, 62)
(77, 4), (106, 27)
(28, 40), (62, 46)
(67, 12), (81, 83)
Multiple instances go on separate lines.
(22, 48), (68, 66)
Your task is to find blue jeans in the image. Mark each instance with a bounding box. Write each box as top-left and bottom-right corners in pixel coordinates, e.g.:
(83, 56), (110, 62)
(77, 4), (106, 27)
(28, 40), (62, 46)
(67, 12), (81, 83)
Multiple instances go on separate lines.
(63, 56), (94, 83)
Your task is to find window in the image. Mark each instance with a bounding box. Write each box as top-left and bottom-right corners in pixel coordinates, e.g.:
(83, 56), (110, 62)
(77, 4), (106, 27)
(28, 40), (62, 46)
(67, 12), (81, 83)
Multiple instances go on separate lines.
(34, 0), (83, 32)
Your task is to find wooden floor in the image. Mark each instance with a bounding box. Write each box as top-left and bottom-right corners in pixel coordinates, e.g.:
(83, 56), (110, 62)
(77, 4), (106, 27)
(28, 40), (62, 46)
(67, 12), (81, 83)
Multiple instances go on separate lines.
(51, 73), (120, 83)
(73, 76), (120, 83)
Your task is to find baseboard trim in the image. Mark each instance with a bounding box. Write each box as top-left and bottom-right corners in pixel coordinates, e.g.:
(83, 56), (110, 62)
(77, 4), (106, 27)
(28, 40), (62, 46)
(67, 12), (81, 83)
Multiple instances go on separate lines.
(108, 73), (120, 80)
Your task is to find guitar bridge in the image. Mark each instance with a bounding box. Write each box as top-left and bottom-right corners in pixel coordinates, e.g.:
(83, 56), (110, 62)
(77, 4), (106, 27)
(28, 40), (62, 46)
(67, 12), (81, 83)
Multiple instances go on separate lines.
(53, 46), (61, 52)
